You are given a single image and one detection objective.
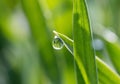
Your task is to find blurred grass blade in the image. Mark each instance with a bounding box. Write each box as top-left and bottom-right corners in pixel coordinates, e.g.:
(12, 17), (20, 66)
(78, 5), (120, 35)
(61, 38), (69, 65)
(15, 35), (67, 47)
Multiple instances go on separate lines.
(21, 0), (60, 83)
(53, 31), (120, 84)
(73, 0), (97, 83)
(94, 27), (120, 74)
(96, 56), (120, 84)
(105, 42), (120, 74)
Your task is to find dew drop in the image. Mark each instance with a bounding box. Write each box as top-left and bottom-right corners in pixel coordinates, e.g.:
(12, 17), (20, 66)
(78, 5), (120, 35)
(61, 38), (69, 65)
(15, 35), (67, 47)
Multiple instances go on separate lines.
(52, 36), (64, 50)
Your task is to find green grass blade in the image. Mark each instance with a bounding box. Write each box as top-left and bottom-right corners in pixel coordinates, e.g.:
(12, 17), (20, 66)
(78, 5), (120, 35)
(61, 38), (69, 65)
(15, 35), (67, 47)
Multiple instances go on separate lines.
(96, 57), (120, 84)
(53, 30), (73, 54)
(21, 0), (60, 83)
(53, 30), (85, 84)
(53, 31), (120, 84)
(94, 27), (120, 74)
(73, 0), (97, 83)
(105, 42), (120, 74)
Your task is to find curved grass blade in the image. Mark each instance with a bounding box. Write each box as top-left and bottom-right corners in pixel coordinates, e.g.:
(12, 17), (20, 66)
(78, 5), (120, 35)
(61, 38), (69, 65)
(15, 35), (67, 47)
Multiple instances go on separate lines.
(96, 56), (120, 84)
(94, 27), (120, 75)
(105, 42), (120, 74)
(53, 31), (120, 84)
(73, 0), (97, 83)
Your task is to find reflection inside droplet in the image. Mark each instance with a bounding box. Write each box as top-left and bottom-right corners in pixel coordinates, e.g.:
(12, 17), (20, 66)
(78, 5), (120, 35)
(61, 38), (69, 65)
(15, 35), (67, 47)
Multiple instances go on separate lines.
(52, 36), (64, 50)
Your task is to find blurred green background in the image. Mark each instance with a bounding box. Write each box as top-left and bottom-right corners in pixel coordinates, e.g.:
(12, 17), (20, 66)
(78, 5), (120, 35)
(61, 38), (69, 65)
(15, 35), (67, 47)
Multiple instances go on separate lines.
(0, 0), (120, 84)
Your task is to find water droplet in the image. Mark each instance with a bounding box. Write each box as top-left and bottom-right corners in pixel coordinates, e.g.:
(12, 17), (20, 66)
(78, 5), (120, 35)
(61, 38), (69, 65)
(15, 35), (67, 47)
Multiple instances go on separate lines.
(52, 36), (64, 50)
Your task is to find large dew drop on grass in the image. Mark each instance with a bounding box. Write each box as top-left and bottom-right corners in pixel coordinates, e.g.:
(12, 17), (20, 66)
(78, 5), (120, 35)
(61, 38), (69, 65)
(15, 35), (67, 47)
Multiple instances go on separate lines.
(52, 36), (64, 50)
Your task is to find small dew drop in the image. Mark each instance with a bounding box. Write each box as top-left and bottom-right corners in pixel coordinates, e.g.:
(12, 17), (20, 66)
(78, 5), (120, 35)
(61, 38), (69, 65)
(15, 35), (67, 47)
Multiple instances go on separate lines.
(52, 36), (64, 50)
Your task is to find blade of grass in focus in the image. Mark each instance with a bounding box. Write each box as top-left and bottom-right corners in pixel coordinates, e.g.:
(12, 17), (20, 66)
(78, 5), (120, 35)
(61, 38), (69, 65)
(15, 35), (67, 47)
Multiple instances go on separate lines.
(53, 31), (120, 84)
(73, 0), (98, 83)
(21, 0), (60, 83)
